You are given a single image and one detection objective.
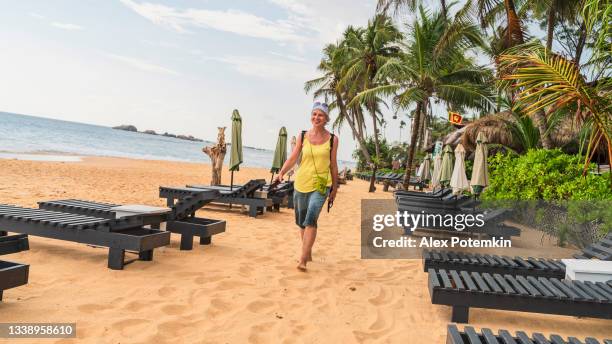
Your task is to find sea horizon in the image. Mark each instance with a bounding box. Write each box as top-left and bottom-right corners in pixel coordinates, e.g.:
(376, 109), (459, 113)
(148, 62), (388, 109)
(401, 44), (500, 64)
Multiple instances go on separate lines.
(0, 111), (356, 169)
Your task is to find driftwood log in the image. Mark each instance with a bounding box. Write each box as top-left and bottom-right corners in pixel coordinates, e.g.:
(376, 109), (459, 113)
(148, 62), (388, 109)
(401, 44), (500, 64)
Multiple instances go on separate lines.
(202, 127), (227, 185)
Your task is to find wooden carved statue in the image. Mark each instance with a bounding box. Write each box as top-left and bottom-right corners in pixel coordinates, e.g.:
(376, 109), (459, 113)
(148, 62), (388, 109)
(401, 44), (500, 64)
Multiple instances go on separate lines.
(202, 127), (227, 185)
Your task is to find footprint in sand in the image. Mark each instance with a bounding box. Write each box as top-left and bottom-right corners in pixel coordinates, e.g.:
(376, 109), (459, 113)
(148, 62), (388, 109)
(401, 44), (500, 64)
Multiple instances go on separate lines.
(111, 318), (150, 336)
(77, 303), (114, 314)
(122, 300), (149, 312)
(161, 304), (188, 315)
(247, 322), (276, 344)
(194, 274), (225, 285)
(206, 299), (233, 318)
(157, 286), (176, 297)
(246, 300), (275, 313)
(368, 286), (393, 306)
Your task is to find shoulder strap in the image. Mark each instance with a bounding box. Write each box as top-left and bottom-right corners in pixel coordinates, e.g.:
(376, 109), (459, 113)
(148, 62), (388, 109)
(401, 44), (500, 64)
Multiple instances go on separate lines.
(301, 130), (307, 145)
(329, 134), (335, 160)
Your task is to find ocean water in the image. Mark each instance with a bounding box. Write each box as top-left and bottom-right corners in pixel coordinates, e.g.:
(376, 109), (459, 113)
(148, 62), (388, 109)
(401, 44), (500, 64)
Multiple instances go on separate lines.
(0, 112), (355, 169)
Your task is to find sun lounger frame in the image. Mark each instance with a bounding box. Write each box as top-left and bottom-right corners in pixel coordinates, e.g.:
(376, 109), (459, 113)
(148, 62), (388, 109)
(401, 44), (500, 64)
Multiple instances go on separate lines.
(423, 233), (611, 279)
(171, 184), (271, 218)
(0, 233), (30, 301)
(0, 204), (170, 270)
(446, 324), (611, 344)
(38, 199), (167, 227)
(423, 249), (566, 279)
(40, 194), (226, 251)
(429, 268), (612, 323)
(0, 233), (29, 256)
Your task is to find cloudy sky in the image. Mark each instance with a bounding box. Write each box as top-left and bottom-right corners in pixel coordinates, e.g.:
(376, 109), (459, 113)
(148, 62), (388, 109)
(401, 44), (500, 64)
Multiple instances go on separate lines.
(0, 0), (402, 161)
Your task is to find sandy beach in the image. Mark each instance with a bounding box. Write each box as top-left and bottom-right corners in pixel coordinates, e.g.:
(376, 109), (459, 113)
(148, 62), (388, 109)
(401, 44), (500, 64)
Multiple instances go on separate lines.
(0, 157), (610, 343)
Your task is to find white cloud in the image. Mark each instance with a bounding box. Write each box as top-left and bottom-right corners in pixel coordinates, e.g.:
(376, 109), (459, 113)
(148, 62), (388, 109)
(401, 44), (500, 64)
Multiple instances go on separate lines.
(268, 51), (306, 62)
(105, 53), (179, 76)
(29, 13), (45, 19)
(203, 55), (315, 81)
(119, 0), (373, 50)
(51, 22), (83, 31)
(119, 0), (309, 43)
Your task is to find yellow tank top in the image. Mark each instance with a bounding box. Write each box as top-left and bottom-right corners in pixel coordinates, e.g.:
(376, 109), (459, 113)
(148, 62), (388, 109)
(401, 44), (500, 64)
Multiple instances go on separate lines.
(295, 136), (332, 193)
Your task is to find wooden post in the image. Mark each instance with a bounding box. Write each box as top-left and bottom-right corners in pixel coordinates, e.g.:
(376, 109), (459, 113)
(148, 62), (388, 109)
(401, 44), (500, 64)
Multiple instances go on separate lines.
(202, 127), (227, 185)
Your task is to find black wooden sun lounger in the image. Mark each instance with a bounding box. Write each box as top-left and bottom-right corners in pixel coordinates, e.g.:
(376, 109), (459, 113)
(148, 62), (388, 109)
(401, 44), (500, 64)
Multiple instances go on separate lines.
(574, 233), (612, 260)
(446, 324), (611, 344)
(394, 188), (452, 199)
(424, 249), (567, 279)
(0, 234), (30, 301)
(428, 268), (612, 323)
(40, 192), (226, 252)
(185, 179), (272, 217)
(423, 233), (612, 279)
(0, 204), (170, 270)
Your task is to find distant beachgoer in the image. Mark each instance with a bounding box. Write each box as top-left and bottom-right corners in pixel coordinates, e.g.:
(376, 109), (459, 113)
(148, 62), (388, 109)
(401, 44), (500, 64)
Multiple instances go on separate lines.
(275, 102), (339, 272)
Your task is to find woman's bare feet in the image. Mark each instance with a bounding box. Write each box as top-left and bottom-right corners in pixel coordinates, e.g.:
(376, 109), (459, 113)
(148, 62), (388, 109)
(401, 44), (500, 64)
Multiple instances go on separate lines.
(297, 260), (307, 272)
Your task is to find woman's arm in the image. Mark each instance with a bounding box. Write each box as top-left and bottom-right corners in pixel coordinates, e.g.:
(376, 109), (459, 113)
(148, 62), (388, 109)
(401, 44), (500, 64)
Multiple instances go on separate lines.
(276, 132), (303, 181)
(329, 135), (339, 201)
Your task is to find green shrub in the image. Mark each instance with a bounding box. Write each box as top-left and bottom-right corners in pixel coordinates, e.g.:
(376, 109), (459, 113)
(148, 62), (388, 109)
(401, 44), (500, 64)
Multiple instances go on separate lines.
(482, 149), (611, 246)
(483, 149), (612, 201)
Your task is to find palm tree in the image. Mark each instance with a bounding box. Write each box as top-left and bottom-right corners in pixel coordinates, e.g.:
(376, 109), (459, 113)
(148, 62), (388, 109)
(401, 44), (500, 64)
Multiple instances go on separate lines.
(304, 43), (374, 174)
(499, 42), (611, 177)
(352, 6), (494, 189)
(338, 15), (403, 191)
(377, 0), (449, 20)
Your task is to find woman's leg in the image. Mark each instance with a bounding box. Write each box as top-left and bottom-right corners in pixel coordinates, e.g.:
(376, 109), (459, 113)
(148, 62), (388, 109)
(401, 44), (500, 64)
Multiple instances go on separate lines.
(297, 190), (327, 271)
(298, 226), (316, 270)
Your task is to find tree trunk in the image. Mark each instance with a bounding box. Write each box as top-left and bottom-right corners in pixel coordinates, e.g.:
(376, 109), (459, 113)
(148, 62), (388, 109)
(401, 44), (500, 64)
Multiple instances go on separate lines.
(533, 110), (553, 149)
(370, 103), (381, 159)
(336, 91), (373, 166)
(440, 0), (448, 20)
(504, 0), (524, 47)
(403, 101), (423, 189)
(369, 103), (381, 193)
(337, 91), (376, 192)
(575, 22), (587, 64)
(202, 127), (227, 185)
(545, 4), (556, 51)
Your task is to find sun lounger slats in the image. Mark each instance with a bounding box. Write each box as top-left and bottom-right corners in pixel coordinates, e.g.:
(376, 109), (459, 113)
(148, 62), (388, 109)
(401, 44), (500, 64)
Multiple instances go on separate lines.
(162, 185), (269, 218)
(446, 325), (610, 344)
(423, 250), (566, 278)
(42, 197), (225, 252)
(429, 269), (612, 323)
(0, 204), (170, 270)
(573, 233), (612, 260)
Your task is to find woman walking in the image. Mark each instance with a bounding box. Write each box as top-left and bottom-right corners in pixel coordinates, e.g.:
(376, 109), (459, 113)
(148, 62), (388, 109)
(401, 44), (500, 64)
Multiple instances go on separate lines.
(275, 102), (339, 271)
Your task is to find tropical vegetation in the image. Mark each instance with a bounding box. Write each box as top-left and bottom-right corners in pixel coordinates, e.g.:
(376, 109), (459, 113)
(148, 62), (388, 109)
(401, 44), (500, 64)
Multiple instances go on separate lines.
(305, 0), (611, 194)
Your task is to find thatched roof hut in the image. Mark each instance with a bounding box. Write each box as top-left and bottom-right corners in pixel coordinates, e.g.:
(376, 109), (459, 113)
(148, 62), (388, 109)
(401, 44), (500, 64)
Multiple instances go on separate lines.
(425, 111), (586, 156)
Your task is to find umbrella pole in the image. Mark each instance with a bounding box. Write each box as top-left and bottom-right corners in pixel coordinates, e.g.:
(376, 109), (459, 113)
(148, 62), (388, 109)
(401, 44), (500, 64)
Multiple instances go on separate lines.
(230, 171), (234, 209)
(270, 172), (275, 185)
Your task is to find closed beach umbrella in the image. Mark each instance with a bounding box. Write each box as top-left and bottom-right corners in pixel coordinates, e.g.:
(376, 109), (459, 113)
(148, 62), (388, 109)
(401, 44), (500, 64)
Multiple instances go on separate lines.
(229, 109), (243, 189)
(450, 144), (469, 195)
(471, 132), (489, 195)
(439, 145), (454, 186)
(417, 161), (424, 178)
(270, 127), (287, 182)
(421, 153), (432, 182)
(431, 153), (442, 189)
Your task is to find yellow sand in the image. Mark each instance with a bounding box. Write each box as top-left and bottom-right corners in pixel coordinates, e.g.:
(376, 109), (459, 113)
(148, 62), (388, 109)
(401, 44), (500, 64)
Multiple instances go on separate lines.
(0, 157), (610, 343)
